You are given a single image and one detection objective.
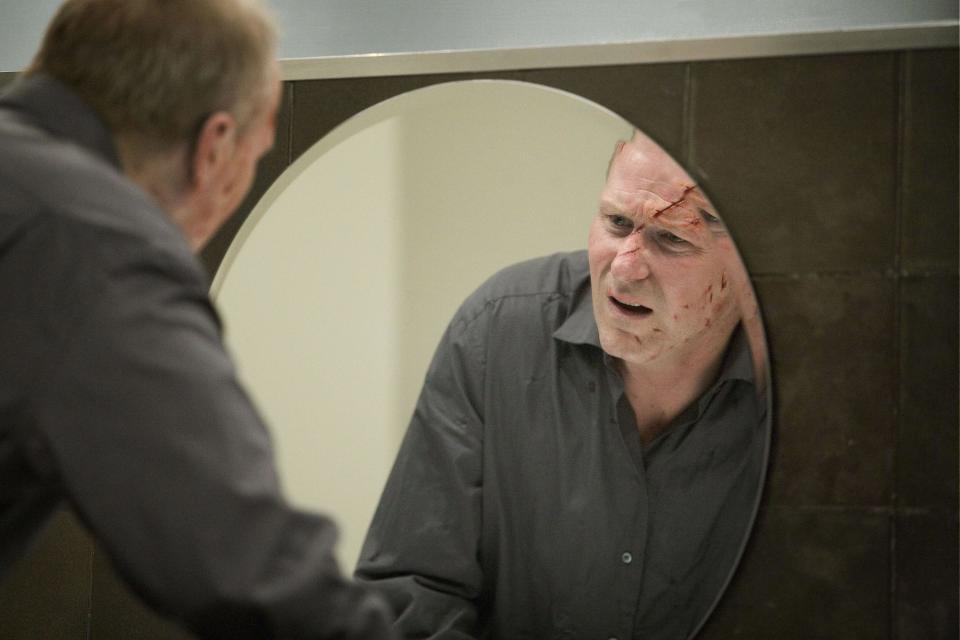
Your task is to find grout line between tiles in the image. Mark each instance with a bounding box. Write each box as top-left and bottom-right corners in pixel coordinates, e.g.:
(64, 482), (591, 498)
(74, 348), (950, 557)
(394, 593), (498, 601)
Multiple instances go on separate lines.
(681, 62), (694, 168)
(85, 545), (95, 639)
(765, 504), (895, 515)
(749, 268), (956, 280)
(750, 269), (897, 280)
(890, 48), (909, 640)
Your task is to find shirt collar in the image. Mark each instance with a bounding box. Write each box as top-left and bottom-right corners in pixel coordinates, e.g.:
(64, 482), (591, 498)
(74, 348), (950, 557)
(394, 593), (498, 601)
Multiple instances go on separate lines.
(716, 321), (755, 385)
(0, 73), (121, 169)
(552, 272), (602, 348)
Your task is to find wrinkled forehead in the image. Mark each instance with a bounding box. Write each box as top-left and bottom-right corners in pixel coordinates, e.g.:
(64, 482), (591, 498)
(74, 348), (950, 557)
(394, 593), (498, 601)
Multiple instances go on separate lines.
(608, 136), (689, 193)
(602, 136), (719, 224)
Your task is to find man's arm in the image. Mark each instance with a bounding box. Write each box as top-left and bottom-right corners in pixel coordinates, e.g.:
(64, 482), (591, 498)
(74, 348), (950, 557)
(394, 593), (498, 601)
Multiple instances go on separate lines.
(356, 309), (487, 639)
(27, 260), (394, 639)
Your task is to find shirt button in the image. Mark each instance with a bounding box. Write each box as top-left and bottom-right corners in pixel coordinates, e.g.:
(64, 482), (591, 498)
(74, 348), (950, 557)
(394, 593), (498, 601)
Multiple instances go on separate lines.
(621, 551), (633, 564)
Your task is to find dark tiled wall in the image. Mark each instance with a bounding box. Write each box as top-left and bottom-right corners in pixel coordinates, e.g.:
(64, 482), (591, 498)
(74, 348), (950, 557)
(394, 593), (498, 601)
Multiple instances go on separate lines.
(1, 49), (956, 639)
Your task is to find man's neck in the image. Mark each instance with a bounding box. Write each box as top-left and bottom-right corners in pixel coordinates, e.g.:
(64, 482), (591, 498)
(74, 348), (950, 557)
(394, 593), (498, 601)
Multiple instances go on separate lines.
(118, 137), (202, 250)
(616, 343), (727, 445)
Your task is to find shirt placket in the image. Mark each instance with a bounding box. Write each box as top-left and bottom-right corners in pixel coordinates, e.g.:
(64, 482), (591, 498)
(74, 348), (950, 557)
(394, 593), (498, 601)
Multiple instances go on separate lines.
(601, 359), (649, 640)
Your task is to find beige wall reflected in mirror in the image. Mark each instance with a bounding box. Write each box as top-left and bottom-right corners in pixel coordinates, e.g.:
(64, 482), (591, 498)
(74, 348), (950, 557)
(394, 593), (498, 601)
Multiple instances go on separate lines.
(212, 79), (770, 636)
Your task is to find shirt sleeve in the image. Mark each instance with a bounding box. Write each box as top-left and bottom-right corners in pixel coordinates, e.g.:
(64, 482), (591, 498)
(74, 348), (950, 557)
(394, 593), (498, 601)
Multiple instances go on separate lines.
(355, 307), (488, 639)
(27, 256), (396, 640)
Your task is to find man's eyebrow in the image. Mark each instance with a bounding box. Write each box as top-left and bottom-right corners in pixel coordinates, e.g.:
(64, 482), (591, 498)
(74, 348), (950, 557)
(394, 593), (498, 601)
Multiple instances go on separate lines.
(597, 202), (626, 216)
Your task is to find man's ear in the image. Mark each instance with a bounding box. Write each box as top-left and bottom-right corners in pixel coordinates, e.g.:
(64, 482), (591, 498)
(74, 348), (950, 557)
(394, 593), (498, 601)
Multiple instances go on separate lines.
(190, 111), (237, 189)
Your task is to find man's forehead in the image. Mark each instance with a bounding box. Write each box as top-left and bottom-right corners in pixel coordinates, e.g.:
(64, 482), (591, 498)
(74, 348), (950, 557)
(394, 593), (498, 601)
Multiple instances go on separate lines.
(606, 141), (693, 198)
(600, 175), (701, 221)
(602, 136), (723, 225)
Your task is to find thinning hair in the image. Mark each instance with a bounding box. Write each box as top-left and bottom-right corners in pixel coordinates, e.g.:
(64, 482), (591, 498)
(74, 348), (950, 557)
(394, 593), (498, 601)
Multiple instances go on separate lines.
(27, 0), (277, 154)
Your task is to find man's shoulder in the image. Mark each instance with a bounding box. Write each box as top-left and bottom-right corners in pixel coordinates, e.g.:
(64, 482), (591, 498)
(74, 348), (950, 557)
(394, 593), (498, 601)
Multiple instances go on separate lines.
(470, 251), (587, 303)
(453, 250), (589, 328)
(0, 110), (201, 284)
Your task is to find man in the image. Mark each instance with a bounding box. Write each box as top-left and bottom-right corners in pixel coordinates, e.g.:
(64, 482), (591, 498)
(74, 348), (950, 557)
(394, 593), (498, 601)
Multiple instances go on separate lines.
(356, 131), (768, 639)
(0, 1), (394, 637)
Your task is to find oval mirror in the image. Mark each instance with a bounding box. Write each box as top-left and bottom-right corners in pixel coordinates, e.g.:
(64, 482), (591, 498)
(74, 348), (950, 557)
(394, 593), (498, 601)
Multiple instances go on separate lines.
(212, 79), (770, 639)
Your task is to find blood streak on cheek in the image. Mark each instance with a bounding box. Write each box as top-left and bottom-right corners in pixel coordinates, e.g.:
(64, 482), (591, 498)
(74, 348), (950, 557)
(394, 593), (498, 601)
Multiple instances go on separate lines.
(720, 272), (728, 290)
(705, 318), (712, 328)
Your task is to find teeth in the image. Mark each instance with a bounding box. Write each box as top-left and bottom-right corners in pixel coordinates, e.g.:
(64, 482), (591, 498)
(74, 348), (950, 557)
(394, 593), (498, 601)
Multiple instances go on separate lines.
(612, 297), (650, 312)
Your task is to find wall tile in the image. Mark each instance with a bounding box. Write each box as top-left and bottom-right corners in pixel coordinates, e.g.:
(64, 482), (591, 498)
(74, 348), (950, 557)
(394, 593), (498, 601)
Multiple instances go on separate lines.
(756, 274), (896, 506)
(200, 82), (295, 277)
(698, 506), (891, 640)
(895, 512), (959, 640)
(900, 49), (959, 273)
(897, 274), (959, 509)
(0, 510), (93, 640)
(90, 547), (194, 640)
(689, 53), (898, 275)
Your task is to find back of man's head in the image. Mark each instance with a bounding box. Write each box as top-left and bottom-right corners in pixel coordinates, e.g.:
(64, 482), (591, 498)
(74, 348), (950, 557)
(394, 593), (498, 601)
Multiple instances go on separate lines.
(26, 0), (277, 157)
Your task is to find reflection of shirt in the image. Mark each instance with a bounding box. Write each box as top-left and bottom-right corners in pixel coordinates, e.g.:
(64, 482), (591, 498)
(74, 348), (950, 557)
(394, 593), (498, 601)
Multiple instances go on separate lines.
(0, 75), (393, 639)
(357, 250), (767, 640)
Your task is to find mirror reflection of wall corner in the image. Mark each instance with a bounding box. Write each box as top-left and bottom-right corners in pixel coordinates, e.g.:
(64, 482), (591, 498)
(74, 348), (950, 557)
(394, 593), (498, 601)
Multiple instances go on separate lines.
(211, 79), (773, 639)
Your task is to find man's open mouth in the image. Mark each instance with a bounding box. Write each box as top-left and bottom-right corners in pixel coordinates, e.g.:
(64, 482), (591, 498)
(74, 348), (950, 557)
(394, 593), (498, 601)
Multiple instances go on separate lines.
(609, 296), (652, 316)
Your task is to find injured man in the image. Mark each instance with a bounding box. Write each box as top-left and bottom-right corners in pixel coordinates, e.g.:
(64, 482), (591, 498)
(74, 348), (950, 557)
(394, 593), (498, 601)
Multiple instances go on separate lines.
(356, 129), (769, 640)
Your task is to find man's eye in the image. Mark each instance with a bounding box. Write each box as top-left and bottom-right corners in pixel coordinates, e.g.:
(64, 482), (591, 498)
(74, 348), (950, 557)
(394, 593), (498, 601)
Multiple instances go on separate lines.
(699, 208), (720, 224)
(659, 230), (688, 244)
(607, 215), (632, 230)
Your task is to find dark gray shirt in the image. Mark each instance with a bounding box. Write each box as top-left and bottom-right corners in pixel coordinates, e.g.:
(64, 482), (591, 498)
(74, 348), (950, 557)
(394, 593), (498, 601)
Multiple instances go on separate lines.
(0, 75), (394, 639)
(356, 251), (767, 640)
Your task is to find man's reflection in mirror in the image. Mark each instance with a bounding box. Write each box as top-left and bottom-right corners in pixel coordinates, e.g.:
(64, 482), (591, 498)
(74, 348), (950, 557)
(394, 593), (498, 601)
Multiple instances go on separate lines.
(356, 130), (769, 639)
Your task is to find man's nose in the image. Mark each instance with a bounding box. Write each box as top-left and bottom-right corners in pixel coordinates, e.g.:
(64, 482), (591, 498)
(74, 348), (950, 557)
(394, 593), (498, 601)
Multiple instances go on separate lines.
(610, 232), (652, 281)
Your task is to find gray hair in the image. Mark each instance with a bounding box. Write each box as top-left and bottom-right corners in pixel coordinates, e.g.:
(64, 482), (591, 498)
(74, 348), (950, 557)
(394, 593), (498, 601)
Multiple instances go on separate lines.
(28, 0), (277, 154)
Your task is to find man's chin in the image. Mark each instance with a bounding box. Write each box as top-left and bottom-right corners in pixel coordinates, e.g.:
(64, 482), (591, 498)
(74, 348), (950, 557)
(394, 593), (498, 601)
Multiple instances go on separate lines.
(598, 327), (662, 362)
